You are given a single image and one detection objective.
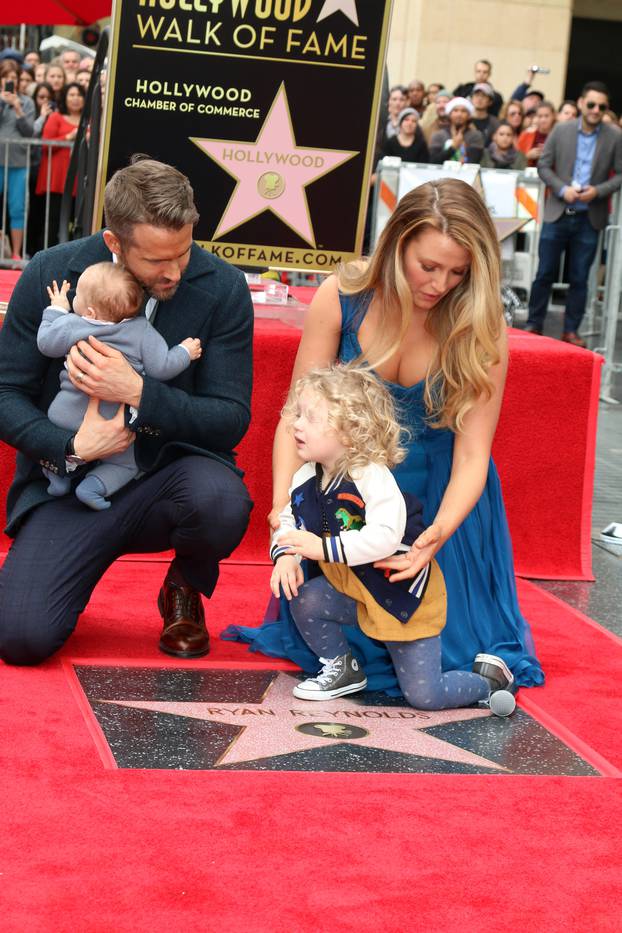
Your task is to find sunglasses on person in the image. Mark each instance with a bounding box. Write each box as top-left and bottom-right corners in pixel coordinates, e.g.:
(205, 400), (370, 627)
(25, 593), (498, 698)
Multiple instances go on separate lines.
(585, 101), (607, 112)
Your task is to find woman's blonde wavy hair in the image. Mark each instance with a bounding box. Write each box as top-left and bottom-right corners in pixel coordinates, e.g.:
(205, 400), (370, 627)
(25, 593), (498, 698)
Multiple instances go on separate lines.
(338, 178), (503, 431)
(283, 363), (406, 477)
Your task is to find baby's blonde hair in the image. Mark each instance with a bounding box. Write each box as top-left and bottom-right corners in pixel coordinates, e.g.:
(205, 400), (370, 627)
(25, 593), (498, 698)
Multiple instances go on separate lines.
(284, 363), (406, 476)
(78, 262), (143, 323)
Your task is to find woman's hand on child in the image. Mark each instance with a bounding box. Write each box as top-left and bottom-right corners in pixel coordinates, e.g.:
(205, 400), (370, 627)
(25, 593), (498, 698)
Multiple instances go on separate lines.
(47, 279), (71, 311)
(276, 529), (324, 562)
(270, 555), (304, 600)
(374, 522), (444, 582)
(181, 337), (202, 360)
(267, 508), (282, 532)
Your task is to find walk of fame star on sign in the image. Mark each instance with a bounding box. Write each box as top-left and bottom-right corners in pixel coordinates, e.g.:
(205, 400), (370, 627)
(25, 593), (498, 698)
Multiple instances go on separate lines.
(191, 84), (358, 246)
(317, 0), (359, 26)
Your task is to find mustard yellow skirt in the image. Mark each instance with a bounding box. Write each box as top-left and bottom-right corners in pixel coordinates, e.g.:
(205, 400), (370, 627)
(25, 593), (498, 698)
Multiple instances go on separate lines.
(320, 558), (447, 642)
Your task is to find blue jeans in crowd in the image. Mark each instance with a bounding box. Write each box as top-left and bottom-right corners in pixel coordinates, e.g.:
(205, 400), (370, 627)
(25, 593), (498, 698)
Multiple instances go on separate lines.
(527, 211), (600, 334)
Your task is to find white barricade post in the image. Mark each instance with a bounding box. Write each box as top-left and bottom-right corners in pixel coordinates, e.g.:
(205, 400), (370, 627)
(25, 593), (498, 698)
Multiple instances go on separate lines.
(371, 160), (544, 306)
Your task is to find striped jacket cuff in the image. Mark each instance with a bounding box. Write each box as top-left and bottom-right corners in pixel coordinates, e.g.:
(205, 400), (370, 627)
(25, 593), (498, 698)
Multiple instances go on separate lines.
(270, 543), (292, 563)
(321, 535), (348, 564)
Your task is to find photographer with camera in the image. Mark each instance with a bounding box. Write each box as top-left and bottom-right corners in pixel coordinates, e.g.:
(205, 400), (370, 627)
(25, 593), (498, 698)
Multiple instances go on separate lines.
(26, 82), (57, 255)
(0, 59), (35, 260)
(509, 65), (550, 117)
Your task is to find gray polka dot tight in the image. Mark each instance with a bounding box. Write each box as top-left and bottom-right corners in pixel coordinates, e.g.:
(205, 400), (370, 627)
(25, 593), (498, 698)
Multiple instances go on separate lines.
(290, 574), (490, 710)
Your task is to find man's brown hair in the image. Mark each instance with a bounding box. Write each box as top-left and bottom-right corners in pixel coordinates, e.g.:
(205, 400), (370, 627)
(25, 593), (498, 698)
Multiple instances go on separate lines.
(103, 155), (199, 243)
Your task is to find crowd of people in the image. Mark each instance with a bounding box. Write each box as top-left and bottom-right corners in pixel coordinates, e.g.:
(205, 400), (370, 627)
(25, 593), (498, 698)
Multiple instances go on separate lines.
(377, 60), (622, 348)
(379, 60), (620, 171)
(0, 46), (93, 260)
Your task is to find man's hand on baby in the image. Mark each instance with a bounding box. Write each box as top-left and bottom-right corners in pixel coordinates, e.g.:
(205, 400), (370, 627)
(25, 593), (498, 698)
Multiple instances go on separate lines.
(270, 555), (304, 600)
(181, 337), (202, 360)
(73, 397), (134, 462)
(276, 529), (324, 562)
(47, 279), (71, 311)
(68, 335), (143, 408)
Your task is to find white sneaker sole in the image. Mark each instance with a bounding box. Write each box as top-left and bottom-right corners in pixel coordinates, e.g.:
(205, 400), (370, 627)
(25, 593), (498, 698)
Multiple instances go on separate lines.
(473, 653), (514, 686)
(600, 523), (622, 546)
(292, 679), (368, 701)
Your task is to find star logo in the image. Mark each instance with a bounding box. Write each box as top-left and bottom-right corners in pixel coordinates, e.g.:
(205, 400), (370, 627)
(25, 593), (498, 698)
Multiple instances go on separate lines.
(317, 0), (359, 26)
(192, 84), (358, 246)
(101, 671), (509, 770)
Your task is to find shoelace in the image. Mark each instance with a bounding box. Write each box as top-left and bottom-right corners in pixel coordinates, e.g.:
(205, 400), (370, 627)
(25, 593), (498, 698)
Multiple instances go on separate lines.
(168, 585), (199, 623)
(315, 656), (343, 685)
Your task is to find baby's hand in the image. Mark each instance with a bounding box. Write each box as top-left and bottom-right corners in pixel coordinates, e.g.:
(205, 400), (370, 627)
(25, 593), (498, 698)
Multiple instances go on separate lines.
(46, 279), (71, 311)
(181, 337), (202, 360)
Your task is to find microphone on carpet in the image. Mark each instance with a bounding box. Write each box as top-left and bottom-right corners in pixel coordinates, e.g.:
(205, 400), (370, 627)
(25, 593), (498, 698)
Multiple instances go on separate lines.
(480, 690), (516, 718)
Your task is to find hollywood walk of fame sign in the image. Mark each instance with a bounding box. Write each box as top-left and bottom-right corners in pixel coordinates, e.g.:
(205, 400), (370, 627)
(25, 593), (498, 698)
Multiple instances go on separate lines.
(72, 664), (600, 775)
(94, 0), (393, 270)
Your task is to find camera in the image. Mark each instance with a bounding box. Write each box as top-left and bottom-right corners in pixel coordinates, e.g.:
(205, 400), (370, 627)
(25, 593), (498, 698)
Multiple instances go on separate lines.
(4, 79), (15, 93)
(49, 101), (57, 111)
(529, 65), (551, 75)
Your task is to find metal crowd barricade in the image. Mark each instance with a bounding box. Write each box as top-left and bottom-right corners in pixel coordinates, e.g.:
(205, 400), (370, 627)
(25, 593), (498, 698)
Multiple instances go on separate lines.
(370, 158), (545, 302)
(593, 191), (622, 403)
(0, 137), (73, 268)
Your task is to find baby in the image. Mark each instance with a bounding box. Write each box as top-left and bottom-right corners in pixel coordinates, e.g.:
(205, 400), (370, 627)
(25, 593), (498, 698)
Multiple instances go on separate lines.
(37, 261), (202, 510)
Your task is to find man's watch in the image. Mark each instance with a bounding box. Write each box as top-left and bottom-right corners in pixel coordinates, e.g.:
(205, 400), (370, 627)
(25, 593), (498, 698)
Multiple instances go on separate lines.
(65, 435), (87, 467)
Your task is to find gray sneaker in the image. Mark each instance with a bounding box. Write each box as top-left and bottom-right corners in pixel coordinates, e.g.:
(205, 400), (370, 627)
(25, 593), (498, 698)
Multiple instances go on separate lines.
(473, 653), (516, 717)
(473, 653), (514, 690)
(293, 653), (367, 701)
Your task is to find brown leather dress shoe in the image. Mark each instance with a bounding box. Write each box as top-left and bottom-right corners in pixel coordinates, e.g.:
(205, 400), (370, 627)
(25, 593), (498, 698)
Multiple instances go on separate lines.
(561, 331), (587, 348)
(158, 574), (210, 658)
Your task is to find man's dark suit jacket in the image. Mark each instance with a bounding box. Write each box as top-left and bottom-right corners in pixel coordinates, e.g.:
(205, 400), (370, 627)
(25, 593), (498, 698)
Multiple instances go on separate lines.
(538, 119), (622, 229)
(0, 233), (254, 535)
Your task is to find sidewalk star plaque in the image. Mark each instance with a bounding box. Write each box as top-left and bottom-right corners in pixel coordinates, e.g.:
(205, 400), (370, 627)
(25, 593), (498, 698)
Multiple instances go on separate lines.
(95, 0), (393, 270)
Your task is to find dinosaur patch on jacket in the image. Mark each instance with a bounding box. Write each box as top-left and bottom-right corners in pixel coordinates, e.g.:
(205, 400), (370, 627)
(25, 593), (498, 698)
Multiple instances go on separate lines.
(335, 507), (365, 532)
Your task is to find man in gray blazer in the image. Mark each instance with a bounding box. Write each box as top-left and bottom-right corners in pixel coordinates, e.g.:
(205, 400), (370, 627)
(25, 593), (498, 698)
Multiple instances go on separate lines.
(524, 81), (622, 346)
(0, 158), (254, 665)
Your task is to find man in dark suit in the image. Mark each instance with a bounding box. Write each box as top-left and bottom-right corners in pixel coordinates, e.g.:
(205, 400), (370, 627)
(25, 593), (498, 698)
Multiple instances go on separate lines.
(0, 157), (254, 664)
(524, 81), (622, 346)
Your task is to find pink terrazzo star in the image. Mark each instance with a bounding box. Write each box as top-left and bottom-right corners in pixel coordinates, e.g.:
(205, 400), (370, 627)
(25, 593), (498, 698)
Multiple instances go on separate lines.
(103, 672), (508, 770)
(192, 84), (357, 245)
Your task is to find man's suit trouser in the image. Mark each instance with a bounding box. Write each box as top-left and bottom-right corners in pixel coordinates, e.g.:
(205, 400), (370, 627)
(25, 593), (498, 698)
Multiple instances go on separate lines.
(0, 455), (252, 665)
(527, 211), (600, 333)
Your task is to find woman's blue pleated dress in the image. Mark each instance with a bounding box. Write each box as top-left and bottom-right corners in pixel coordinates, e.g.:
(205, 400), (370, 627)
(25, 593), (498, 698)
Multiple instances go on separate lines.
(222, 293), (544, 693)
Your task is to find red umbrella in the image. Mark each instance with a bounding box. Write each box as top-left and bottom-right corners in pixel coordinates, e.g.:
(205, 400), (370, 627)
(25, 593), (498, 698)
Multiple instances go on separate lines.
(1, 2), (111, 25)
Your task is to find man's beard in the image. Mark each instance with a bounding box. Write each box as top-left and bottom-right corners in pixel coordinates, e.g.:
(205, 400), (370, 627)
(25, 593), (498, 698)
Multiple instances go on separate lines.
(117, 251), (180, 302)
(142, 281), (180, 301)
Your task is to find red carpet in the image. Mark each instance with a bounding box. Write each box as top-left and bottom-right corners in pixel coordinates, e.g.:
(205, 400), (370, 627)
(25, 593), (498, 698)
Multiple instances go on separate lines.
(1, 562), (621, 931)
(0, 288), (604, 578)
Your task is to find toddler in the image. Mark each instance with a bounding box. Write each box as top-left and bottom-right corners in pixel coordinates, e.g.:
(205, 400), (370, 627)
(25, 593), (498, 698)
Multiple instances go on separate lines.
(271, 364), (516, 716)
(37, 261), (202, 510)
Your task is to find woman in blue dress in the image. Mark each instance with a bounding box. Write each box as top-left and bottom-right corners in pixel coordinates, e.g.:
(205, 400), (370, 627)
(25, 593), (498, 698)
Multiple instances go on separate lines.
(225, 178), (544, 693)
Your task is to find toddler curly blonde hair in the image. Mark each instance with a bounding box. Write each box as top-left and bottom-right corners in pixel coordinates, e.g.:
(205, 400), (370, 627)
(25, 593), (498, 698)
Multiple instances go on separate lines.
(284, 363), (406, 475)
